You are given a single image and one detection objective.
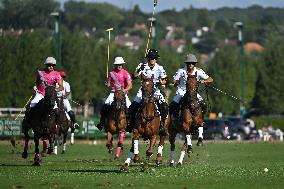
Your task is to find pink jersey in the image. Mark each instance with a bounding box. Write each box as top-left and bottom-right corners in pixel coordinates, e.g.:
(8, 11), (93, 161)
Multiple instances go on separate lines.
(36, 70), (62, 95)
(108, 69), (132, 92)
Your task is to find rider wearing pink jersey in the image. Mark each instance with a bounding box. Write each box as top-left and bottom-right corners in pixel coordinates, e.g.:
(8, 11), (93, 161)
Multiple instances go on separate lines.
(25, 57), (63, 123)
(97, 57), (132, 130)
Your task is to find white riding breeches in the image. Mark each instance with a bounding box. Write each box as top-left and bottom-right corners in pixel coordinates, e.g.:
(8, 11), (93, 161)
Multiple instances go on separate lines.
(30, 93), (58, 109)
(134, 87), (166, 104)
(105, 92), (131, 108)
(63, 98), (72, 112)
(173, 88), (203, 103)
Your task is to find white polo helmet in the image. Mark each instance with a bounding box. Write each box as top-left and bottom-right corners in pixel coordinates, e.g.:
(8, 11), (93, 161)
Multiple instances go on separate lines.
(113, 57), (126, 65)
(44, 57), (56, 65)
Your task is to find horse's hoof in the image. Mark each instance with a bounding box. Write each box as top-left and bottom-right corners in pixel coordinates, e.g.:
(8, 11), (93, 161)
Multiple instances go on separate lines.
(22, 151), (28, 159)
(120, 164), (129, 172)
(32, 161), (41, 166)
(133, 155), (140, 163)
(156, 160), (162, 166)
(47, 148), (53, 154)
(146, 151), (153, 157)
(169, 162), (174, 167)
(187, 145), (193, 154)
(196, 138), (203, 146)
(41, 151), (47, 157)
(61, 150), (65, 154)
(177, 162), (182, 167)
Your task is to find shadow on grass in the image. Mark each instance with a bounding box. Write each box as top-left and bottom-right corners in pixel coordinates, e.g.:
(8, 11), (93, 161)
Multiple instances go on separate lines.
(0, 163), (31, 167)
(52, 168), (122, 174)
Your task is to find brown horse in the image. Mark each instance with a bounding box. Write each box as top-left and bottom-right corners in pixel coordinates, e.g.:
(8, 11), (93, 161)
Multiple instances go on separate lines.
(50, 96), (73, 155)
(168, 73), (203, 166)
(22, 86), (57, 166)
(104, 89), (127, 158)
(121, 76), (170, 171)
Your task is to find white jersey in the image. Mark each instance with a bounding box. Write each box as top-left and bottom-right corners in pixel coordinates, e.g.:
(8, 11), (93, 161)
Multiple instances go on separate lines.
(134, 62), (167, 104)
(173, 66), (209, 91)
(136, 62), (167, 85)
(57, 80), (71, 99)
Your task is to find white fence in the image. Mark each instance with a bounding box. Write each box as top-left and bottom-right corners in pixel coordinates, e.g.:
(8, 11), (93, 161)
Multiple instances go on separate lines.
(0, 108), (25, 117)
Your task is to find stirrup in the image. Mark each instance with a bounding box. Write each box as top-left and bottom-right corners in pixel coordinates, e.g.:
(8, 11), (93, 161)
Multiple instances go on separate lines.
(74, 123), (80, 129)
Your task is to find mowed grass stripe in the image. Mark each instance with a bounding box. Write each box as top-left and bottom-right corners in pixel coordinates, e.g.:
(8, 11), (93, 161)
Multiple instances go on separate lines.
(0, 142), (283, 189)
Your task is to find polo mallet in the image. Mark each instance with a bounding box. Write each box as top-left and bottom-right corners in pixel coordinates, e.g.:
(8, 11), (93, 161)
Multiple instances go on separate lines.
(106, 27), (114, 78)
(15, 95), (33, 121)
(144, 0), (158, 57)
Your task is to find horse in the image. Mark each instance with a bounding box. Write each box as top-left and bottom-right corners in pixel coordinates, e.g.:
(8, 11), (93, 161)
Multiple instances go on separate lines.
(50, 96), (73, 155)
(21, 86), (57, 166)
(104, 89), (127, 158)
(168, 72), (203, 166)
(121, 76), (170, 171)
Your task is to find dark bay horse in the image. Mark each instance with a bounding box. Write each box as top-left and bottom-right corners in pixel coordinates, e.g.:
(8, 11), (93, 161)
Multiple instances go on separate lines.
(104, 89), (127, 158)
(21, 86), (57, 166)
(51, 96), (73, 154)
(168, 73), (203, 166)
(121, 76), (170, 171)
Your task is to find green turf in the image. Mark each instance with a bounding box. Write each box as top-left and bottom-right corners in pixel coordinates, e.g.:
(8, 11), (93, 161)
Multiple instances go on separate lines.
(0, 141), (283, 189)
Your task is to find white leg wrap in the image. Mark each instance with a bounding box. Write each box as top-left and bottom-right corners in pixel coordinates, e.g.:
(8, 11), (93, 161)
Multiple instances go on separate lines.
(54, 146), (58, 155)
(198, 127), (204, 139)
(63, 143), (66, 151)
(178, 151), (186, 164)
(133, 140), (139, 155)
(186, 135), (192, 146)
(71, 133), (74, 144)
(169, 150), (175, 164)
(157, 145), (163, 156)
(125, 151), (134, 164)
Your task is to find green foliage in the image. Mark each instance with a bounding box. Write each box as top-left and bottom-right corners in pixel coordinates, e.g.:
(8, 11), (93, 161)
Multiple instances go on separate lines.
(0, 1), (284, 116)
(252, 36), (284, 114)
(208, 46), (240, 115)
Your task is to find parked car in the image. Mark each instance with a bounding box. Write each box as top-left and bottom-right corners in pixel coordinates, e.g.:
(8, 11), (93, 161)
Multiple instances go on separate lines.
(203, 118), (232, 140)
(224, 116), (251, 140)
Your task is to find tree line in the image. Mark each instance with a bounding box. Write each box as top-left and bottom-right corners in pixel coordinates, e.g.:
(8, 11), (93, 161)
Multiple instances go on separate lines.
(0, 0), (283, 115)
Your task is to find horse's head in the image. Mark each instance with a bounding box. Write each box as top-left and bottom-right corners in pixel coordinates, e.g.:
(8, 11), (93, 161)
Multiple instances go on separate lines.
(186, 72), (198, 97)
(44, 86), (57, 109)
(113, 89), (126, 110)
(141, 75), (155, 102)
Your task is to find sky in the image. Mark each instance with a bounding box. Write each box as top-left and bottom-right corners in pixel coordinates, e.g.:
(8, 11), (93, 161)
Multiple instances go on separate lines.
(58, 0), (284, 12)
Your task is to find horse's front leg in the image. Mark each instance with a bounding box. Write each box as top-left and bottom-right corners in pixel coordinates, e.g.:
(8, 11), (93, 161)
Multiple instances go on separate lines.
(62, 132), (68, 154)
(177, 135), (188, 166)
(147, 135), (157, 160)
(32, 136), (41, 166)
(186, 134), (193, 154)
(156, 134), (166, 166)
(115, 129), (125, 158)
(106, 132), (113, 154)
(22, 129), (30, 159)
(48, 135), (55, 154)
(168, 131), (177, 166)
(121, 129), (140, 171)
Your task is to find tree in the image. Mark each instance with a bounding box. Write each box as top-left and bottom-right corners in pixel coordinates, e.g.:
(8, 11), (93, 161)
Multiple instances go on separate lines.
(252, 36), (284, 114)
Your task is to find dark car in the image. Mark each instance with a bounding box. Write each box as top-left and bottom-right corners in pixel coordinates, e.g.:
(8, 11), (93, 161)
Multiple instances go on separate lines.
(224, 116), (251, 140)
(203, 118), (232, 140)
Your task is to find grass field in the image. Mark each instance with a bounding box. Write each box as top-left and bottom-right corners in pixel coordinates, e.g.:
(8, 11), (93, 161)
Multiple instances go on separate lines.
(0, 140), (283, 189)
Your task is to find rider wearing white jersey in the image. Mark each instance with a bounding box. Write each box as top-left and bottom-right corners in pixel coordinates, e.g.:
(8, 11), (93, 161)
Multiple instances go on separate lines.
(128, 49), (168, 135)
(170, 53), (213, 145)
(57, 71), (80, 130)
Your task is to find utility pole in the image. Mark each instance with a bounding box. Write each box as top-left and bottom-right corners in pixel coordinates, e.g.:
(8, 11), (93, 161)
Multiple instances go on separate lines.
(234, 21), (246, 117)
(50, 12), (61, 68)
